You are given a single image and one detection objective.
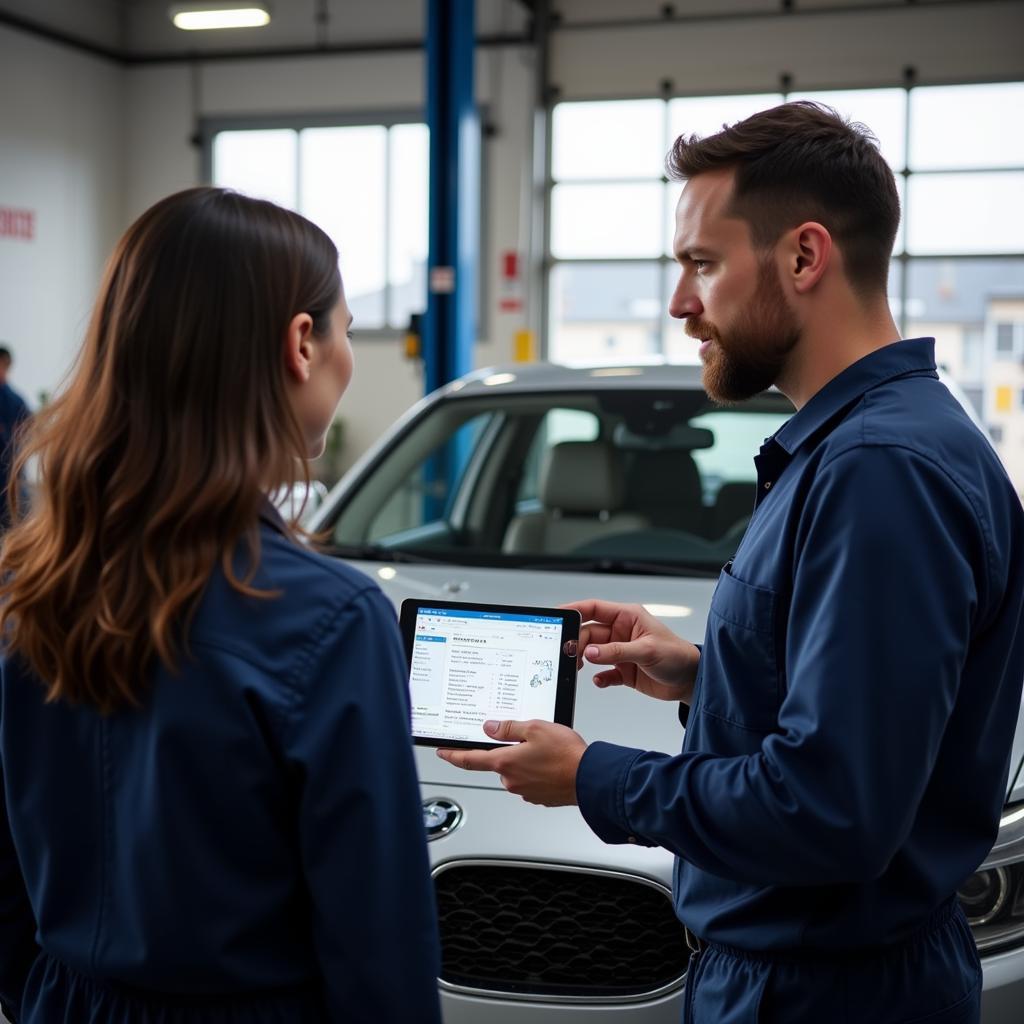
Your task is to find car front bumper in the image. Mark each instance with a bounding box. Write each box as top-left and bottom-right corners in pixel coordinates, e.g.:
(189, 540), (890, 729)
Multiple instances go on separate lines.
(440, 950), (1024, 1024)
(980, 943), (1024, 1023)
(423, 781), (1024, 1023)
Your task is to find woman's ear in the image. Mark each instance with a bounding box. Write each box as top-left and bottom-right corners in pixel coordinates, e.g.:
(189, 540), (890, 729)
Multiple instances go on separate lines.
(283, 313), (315, 383)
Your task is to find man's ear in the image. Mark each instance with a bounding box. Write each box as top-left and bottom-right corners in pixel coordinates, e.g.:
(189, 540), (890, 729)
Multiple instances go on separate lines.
(781, 221), (832, 295)
(283, 313), (315, 383)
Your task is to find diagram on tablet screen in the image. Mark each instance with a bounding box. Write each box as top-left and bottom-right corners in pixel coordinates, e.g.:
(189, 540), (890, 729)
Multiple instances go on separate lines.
(529, 659), (553, 689)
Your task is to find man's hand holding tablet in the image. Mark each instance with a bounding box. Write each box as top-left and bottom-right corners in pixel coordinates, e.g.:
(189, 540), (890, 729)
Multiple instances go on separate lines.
(422, 598), (702, 806)
(399, 598), (586, 805)
(436, 719), (587, 807)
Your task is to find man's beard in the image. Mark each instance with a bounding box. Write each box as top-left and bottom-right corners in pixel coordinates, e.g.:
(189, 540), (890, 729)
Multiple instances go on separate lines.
(686, 258), (800, 403)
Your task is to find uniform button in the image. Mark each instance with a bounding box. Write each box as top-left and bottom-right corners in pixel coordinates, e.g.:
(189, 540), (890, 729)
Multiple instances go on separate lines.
(627, 835), (638, 844)
(763, 481), (772, 490)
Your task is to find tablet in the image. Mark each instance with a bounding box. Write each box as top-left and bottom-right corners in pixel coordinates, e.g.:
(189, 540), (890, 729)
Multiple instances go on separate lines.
(399, 599), (581, 749)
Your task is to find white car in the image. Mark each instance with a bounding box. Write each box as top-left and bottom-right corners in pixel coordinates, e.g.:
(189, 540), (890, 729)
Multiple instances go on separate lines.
(309, 362), (1024, 1023)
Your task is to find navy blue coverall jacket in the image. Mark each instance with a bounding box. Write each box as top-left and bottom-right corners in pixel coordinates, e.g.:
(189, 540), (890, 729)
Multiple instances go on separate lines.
(0, 509), (442, 1023)
(0, 382), (29, 530)
(577, 339), (1024, 1022)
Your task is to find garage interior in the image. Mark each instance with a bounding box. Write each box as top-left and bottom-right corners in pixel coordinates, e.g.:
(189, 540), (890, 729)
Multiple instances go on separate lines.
(1, 1), (1024, 1023)
(1, 0), (1022, 488)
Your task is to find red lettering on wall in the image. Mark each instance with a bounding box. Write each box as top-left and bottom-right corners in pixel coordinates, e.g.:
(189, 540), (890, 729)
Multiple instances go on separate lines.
(0, 207), (35, 241)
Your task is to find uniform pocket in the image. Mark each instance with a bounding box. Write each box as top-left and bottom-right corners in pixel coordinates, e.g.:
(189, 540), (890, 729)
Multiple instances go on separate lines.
(698, 563), (782, 734)
(893, 977), (980, 1024)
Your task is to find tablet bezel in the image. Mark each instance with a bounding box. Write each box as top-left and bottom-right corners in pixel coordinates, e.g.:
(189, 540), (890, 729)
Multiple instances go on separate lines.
(399, 598), (581, 750)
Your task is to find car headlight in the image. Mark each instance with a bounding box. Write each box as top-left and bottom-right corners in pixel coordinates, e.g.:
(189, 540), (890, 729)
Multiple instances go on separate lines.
(958, 804), (1024, 954)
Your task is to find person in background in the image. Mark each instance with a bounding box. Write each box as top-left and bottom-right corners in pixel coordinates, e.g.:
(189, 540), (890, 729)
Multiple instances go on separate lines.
(0, 187), (441, 1023)
(0, 346), (29, 529)
(439, 102), (1024, 1023)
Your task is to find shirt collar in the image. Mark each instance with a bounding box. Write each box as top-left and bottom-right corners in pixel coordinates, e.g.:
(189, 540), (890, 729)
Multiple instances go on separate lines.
(259, 498), (289, 535)
(772, 337), (937, 455)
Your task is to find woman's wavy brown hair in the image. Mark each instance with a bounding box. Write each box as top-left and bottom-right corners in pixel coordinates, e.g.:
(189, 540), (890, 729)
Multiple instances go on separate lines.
(0, 186), (340, 712)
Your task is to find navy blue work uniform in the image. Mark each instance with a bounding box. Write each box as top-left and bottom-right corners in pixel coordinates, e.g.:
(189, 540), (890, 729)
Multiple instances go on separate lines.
(0, 508), (442, 1023)
(577, 339), (1024, 1023)
(0, 382), (29, 528)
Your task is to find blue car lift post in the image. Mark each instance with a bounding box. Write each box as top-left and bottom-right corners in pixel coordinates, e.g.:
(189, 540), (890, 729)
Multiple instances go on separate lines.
(423, 0), (480, 518)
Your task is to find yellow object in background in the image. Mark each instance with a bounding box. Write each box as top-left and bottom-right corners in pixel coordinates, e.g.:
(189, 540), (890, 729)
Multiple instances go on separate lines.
(403, 312), (422, 360)
(996, 386), (1012, 413)
(514, 330), (536, 363)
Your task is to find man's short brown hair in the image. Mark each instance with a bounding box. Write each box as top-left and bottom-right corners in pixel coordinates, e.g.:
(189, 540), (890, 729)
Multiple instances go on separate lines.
(667, 100), (900, 296)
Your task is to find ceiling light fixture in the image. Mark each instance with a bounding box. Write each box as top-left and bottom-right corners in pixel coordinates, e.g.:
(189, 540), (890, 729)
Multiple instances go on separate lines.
(169, 2), (271, 31)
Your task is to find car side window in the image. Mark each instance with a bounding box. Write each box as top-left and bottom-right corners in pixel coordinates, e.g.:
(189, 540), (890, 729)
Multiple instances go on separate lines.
(336, 412), (495, 545)
(516, 408), (601, 507)
(689, 412), (784, 503)
(687, 411), (788, 540)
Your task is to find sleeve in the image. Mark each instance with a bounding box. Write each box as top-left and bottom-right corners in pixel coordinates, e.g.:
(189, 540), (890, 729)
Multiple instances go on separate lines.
(285, 587), (442, 1023)
(677, 642), (701, 728)
(0, 749), (40, 1021)
(577, 446), (984, 886)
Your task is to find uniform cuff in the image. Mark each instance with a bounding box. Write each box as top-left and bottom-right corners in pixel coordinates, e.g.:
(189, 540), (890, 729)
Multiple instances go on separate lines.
(576, 741), (653, 846)
(678, 642), (701, 728)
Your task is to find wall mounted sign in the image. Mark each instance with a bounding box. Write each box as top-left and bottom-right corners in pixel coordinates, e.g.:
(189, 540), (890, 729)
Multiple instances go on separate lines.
(429, 265), (455, 294)
(0, 207), (35, 241)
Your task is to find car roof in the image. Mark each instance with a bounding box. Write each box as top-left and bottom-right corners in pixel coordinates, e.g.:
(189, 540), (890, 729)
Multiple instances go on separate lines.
(443, 362), (707, 398)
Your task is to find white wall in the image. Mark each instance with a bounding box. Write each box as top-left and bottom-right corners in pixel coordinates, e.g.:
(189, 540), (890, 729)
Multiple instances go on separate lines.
(0, 23), (124, 410)
(0, 0), (123, 50)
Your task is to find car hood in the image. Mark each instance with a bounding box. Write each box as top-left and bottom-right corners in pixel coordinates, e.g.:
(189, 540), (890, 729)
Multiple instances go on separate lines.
(350, 560), (1024, 803)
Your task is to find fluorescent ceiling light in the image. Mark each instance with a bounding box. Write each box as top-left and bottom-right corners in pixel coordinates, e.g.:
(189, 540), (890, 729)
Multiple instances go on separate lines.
(169, 3), (270, 31)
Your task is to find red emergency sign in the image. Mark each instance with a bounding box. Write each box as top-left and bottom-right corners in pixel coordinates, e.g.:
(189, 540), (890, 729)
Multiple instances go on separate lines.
(0, 207), (35, 241)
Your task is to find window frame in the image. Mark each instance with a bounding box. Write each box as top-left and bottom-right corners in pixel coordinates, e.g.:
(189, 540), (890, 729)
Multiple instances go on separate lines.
(543, 79), (1024, 362)
(202, 110), (490, 339)
(995, 322), (1019, 360)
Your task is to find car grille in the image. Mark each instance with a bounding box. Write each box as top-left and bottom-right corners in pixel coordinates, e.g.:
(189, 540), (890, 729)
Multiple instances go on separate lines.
(434, 861), (689, 1001)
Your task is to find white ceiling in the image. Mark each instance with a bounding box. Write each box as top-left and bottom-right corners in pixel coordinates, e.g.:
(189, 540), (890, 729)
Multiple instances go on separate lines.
(0, 0), (1003, 62)
(0, 0), (532, 58)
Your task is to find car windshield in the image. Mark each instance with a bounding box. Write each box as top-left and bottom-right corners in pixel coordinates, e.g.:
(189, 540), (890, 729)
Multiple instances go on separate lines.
(327, 387), (794, 575)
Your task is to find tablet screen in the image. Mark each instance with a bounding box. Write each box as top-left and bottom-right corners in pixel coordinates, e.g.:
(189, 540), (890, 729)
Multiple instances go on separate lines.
(408, 605), (569, 745)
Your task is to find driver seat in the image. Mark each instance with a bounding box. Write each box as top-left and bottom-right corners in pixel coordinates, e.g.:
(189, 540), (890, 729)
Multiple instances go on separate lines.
(503, 441), (648, 554)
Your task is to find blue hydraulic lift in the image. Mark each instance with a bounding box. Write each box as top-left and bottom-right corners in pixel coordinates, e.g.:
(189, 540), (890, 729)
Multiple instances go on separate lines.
(423, 0), (480, 395)
(421, 0), (481, 517)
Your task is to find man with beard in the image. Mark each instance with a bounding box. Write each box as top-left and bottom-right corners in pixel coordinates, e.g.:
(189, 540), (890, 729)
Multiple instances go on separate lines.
(438, 102), (1024, 1023)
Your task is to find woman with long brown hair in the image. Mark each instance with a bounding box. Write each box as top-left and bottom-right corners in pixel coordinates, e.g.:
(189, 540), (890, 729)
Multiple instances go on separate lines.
(0, 187), (441, 1023)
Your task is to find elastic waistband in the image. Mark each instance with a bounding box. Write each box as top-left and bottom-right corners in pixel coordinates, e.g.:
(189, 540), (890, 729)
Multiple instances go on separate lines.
(704, 897), (962, 965)
(32, 950), (321, 1010)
